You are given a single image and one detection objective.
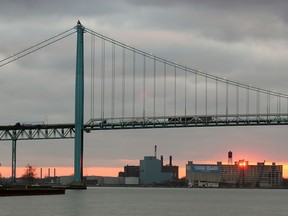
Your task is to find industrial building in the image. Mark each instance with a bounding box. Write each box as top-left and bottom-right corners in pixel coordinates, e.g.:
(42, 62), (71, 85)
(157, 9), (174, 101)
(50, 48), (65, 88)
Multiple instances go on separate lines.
(221, 160), (283, 188)
(186, 158), (283, 188)
(81, 156), (178, 186)
(139, 145), (179, 185)
(140, 156), (171, 184)
(161, 155), (179, 181)
(118, 165), (140, 178)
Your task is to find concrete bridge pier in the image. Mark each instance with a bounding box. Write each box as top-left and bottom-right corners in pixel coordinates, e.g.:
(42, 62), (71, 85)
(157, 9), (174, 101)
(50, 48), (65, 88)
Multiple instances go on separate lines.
(70, 20), (86, 189)
(11, 138), (17, 183)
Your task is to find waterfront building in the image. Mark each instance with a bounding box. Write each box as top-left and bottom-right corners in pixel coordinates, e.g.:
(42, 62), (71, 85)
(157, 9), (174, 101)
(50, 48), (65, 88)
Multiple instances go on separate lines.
(221, 160), (283, 188)
(139, 156), (178, 185)
(161, 155), (179, 181)
(118, 165), (140, 177)
(186, 161), (221, 187)
(186, 160), (283, 188)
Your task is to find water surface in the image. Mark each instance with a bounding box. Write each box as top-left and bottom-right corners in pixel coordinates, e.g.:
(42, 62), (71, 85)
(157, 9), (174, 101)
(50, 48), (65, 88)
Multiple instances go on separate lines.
(0, 187), (287, 216)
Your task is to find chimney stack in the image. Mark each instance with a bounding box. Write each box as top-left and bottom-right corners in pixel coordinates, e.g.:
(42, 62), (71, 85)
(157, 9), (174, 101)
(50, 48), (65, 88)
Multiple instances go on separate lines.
(169, 156), (172, 166)
(154, 145), (157, 158)
(161, 155), (163, 166)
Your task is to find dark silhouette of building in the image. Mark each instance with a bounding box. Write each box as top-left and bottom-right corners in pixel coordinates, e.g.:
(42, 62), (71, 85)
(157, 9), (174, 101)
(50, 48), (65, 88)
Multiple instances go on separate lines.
(161, 155), (179, 181)
(119, 165), (139, 177)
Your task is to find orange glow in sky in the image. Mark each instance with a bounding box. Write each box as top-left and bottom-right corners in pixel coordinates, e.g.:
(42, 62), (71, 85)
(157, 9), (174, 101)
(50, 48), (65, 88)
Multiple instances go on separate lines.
(0, 167), (121, 178)
(0, 166), (187, 179)
(0, 164), (287, 179)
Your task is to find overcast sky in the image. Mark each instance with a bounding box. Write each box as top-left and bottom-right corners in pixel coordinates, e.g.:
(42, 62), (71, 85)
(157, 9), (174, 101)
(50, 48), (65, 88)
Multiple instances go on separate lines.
(1, 0), (288, 177)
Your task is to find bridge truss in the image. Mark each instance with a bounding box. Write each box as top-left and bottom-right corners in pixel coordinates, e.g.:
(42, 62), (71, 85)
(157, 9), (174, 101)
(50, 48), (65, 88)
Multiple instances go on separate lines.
(0, 124), (75, 141)
(85, 113), (288, 130)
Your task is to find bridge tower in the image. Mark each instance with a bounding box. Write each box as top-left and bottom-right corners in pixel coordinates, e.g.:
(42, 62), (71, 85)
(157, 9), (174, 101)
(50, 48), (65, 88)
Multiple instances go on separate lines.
(73, 21), (85, 185)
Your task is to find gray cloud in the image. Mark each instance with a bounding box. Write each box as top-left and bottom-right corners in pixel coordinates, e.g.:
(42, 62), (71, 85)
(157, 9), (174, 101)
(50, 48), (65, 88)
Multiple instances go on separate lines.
(122, 0), (288, 42)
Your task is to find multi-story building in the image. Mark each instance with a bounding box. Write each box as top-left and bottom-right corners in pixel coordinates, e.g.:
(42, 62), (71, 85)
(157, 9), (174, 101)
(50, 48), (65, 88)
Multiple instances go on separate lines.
(186, 161), (221, 187)
(221, 160), (282, 187)
(186, 160), (283, 188)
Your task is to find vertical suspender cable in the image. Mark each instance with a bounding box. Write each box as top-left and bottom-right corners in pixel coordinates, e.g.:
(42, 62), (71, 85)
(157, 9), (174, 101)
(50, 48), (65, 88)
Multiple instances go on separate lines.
(122, 48), (125, 118)
(185, 69), (187, 121)
(257, 90), (260, 118)
(90, 35), (92, 119)
(279, 93), (281, 115)
(154, 59), (156, 120)
(195, 73), (197, 118)
(101, 39), (105, 119)
(286, 97), (288, 119)
(216, 79), (218, 120)
(226, 80), (228, 121)
(90, 34), (95, 120)
(143, 55), (146, 120)
(267, 91), (270, 121)
(236, 85), (239, 117)
(112, 43), (115, 119)
(205, 74), (208, 122)
(276, 93), (280, 117)
(164, 63), (167, 119)
(133, 51), (136, 118)
(246, 87), (249, 122)
(174, 66), (177, 118)
(277, 93), (279, 115)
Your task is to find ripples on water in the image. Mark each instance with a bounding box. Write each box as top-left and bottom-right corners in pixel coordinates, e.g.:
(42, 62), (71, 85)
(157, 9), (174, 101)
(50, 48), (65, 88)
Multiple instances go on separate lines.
(0, 187), (287, 216)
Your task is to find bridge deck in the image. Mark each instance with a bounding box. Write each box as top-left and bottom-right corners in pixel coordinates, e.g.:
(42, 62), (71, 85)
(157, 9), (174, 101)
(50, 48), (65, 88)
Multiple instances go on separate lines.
(0, 114), (287, 141)
(85, 113), (288, 130)
(0, 124), (75, 141)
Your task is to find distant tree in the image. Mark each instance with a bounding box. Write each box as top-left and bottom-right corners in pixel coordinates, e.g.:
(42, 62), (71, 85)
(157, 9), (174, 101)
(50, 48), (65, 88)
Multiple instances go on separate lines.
(22, 164), (37, 185)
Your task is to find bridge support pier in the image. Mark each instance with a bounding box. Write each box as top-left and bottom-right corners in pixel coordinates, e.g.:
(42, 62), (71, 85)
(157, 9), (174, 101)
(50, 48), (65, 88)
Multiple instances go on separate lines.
(71, 21), (86, 189)
(11, 138), (16, 183)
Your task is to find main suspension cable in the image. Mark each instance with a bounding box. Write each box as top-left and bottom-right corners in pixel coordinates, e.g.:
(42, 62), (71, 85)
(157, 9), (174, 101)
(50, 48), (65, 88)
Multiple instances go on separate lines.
(0, 28), (76, 68)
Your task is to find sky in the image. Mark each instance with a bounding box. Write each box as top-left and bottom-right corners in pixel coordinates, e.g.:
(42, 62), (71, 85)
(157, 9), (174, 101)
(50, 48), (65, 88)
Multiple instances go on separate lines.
(1, 0), (288, 178)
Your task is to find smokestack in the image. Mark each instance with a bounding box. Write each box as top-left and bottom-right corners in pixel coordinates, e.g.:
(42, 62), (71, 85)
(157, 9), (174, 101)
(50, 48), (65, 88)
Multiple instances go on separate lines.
(54, 168), (56, 177)
(161, 155), (163, 166)
(40, 168), (42, 179)
(169, 156), (172, 166)
(154, 145), (157, 158)
(48, 168), (50, 177)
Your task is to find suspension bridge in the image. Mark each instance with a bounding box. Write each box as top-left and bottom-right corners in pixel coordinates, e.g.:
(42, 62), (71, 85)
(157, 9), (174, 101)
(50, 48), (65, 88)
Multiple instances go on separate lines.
(1, 21), (288, 185)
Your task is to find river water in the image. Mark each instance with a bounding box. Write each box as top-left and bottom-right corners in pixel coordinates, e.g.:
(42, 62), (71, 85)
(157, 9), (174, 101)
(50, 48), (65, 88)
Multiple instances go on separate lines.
(0, 187), (287, 216)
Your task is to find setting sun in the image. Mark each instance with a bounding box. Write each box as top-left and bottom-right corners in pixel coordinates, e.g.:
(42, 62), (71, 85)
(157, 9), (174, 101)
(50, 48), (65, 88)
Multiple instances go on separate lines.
(238, 161), (247, 167)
